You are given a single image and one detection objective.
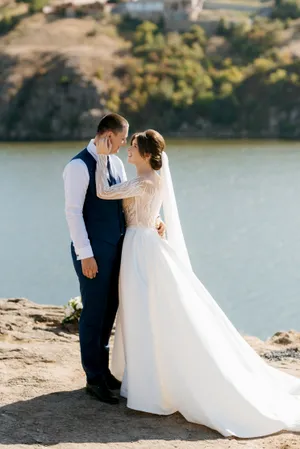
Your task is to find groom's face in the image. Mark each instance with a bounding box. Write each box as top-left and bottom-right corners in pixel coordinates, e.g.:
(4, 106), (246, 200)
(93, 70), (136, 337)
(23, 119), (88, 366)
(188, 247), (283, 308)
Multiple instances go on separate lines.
(109, 126), (129, 154)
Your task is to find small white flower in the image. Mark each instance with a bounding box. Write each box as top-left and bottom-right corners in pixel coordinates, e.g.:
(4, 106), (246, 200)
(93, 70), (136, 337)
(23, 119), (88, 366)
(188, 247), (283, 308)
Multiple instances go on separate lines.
(62, 296), (83, 324)
(72, 296), (82, 310)
(64, 305), (73, 318)
(69, 296), (80, 307)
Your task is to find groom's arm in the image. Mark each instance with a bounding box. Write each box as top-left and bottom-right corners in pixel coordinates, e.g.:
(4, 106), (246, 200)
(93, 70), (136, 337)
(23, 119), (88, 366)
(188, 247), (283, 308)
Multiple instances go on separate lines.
(156, 216), (166, 238)
(63, 160), (94, 260)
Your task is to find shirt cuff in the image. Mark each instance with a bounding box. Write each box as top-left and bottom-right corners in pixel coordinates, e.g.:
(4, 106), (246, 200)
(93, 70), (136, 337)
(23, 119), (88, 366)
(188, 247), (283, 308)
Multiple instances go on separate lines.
(75, 245), (94, 261)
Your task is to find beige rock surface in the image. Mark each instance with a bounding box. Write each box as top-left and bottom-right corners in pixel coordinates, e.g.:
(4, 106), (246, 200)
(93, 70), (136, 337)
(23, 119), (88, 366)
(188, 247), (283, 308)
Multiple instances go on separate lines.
(1, 298), (300, 449)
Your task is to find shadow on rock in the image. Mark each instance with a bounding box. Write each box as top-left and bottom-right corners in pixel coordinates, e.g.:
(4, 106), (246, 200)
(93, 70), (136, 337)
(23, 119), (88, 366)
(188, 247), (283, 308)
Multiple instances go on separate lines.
(0, 389), (220, 445)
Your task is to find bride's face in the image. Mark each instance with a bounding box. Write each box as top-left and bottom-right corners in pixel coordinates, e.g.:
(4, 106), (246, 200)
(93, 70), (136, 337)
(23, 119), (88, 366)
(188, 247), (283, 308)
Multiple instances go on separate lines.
(127, 138), (146, 166)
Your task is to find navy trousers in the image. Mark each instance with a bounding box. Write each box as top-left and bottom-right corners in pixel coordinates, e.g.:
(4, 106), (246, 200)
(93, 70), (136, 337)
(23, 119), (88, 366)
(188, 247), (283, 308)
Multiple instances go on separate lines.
(71, 237), (123, 384)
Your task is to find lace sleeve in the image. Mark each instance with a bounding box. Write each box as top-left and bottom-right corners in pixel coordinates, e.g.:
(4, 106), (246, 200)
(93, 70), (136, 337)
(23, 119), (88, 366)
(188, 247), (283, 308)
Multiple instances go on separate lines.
(96, 155), (148, 200)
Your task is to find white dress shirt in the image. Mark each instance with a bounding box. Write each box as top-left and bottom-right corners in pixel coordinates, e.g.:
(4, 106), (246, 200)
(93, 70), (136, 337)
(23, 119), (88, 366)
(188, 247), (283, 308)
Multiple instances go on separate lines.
(63, 139), (127, 260)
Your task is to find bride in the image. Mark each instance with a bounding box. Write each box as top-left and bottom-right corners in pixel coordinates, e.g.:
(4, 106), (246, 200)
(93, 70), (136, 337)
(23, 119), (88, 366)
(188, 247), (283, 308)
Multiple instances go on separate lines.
(95, 129), (300, 439)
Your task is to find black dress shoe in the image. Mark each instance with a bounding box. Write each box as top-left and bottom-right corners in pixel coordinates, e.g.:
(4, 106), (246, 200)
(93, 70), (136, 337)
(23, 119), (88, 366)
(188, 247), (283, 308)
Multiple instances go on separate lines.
(86, 381), (119, 404)
(106, 372), (122, 390)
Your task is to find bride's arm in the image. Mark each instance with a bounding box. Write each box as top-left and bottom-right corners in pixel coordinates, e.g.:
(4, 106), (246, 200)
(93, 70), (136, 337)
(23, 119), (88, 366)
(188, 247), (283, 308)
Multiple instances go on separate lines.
(96, 154), (148, 200)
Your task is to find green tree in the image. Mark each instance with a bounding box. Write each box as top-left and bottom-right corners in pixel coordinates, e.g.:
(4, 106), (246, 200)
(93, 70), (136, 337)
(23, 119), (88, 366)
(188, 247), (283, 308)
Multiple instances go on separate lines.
(29, 0), (48, 12)
(134, 21), (158, 46)
(182, 25), (207, 47)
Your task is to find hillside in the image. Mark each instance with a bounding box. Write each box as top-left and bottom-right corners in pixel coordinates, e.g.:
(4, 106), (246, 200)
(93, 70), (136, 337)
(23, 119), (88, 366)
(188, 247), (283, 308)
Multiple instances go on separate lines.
(0, 5), (300, 140)
(0, 13), (129, 140)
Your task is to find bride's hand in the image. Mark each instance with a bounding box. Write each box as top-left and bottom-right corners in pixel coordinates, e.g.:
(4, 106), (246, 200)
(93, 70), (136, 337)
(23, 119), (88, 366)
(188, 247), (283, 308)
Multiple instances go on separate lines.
(96, 136), (112, 155)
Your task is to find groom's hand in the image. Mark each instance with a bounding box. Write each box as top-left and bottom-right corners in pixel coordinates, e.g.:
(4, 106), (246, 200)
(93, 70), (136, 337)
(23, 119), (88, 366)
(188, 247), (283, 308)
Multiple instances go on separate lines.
(82, 257), (98, 279)
(156, 219), (166, 238)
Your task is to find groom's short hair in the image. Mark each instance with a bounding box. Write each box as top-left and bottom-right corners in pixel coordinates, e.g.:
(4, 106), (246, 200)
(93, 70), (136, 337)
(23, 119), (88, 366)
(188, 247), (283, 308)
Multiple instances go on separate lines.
(97, 113), (128, 135)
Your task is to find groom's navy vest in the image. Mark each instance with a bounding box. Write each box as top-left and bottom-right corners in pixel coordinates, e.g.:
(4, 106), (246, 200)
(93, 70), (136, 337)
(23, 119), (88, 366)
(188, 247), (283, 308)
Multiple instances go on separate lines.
(72, 148), (125, 252)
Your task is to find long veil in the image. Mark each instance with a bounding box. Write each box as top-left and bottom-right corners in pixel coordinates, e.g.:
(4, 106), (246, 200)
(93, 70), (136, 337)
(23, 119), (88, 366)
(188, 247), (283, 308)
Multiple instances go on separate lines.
(161, 152), (192, 270)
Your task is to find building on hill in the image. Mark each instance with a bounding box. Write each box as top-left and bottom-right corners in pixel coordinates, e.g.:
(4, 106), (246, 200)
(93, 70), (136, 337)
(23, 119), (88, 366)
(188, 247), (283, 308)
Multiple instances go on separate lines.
(43, 0), (109, 18)
(112, 0), (164, 22)
(42, 0), (262, 30)
(164, 0), (204, 18)
(163, 0), (204, 29)
(111, 0), (204, 24)
(43, 0), (205, 26)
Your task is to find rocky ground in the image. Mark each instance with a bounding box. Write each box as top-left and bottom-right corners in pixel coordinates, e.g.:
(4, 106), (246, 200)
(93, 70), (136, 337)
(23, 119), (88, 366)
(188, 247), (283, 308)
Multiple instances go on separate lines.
(1, 297), (300, 449)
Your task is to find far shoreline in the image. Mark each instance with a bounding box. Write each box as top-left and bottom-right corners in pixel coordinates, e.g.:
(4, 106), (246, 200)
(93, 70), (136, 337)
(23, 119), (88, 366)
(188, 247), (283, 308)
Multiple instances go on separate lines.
(1, 134), (300, 143)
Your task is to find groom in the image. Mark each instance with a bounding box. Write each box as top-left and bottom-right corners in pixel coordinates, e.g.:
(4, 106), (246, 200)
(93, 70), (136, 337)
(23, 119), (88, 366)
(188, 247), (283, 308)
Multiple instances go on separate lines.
(63, 113), (164, 404)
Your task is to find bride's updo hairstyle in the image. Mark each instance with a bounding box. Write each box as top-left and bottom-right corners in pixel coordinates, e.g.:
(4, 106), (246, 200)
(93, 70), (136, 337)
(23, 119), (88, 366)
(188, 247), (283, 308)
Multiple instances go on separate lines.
(131, 129), (165, 171)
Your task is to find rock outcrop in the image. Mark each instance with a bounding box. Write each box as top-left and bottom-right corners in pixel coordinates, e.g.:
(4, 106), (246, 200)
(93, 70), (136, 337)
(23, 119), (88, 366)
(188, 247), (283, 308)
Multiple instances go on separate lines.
(1, 297), (300, 449)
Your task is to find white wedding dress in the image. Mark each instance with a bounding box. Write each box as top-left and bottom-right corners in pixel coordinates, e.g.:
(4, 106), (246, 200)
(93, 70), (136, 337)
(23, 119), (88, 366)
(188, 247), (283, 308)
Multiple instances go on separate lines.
(96, 153), (300, 438)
